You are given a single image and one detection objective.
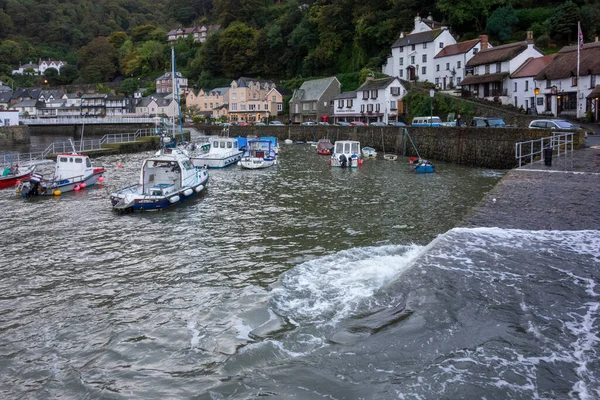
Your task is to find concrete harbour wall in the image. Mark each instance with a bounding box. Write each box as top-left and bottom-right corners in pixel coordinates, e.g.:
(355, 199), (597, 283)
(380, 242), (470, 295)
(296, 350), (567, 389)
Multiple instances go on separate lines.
(27, 123), (155, 137)
(196, 125), (585, 169)
(0, 125), (30, 147)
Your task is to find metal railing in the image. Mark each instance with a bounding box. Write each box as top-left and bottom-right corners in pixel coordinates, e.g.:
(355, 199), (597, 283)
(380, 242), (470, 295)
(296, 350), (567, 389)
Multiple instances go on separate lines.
(21, 117), (157, 125)
(515, 132), (574, 167)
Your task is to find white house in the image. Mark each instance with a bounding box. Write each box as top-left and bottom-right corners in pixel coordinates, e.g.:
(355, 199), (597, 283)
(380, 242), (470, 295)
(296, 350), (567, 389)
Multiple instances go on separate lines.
(382, 14), (456, 83)
(433, 36), (490, 89)
(12, 61), (39, 75)
(39, 60), (67, 75)
(460, 32), (545, 103)
(10, 99), (41, 116)
(332, 91), (358, 123)
(535, 41), (600, 119)
(509, 54), (557, 113)
(0, 110), (19, 126)
(62, 93), (81, 108)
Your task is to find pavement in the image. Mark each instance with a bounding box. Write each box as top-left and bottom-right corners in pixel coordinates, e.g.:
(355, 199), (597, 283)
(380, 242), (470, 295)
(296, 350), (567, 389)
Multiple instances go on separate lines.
(463, 133), (600, 230)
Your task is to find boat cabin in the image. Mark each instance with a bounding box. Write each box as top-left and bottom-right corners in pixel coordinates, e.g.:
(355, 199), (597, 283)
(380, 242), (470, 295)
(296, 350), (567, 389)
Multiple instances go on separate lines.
(141, 157), (195, 194)
(333, 141), (360, 156)
(55, 154), (93, 181)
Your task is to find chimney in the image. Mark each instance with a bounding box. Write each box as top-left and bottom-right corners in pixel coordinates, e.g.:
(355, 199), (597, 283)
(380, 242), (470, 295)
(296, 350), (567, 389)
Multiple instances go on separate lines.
(479, 35), (489, 50)
(414, 13), (421, 30)
(526, 31), (534, 44)
(427, 13), (433, 21)
(596, 36), (599, 42)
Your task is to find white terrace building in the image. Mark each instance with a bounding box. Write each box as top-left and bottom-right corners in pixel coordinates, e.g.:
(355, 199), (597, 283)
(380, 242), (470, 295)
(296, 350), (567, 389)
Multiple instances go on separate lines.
(433, 36), (490, 90)
(509, 54), (557, 113)
(382, 14), (455, 83)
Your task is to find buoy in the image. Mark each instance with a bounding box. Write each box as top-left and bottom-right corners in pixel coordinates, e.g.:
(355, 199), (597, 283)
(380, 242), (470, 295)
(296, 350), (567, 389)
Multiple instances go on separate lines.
(74, 185), (80, 191)
(117, 163), (122, 168)
(80, 183), (87, 189)
(53, 190), (61, 196)
(98, 176), (105, 183)
(16, 180), (21, 185)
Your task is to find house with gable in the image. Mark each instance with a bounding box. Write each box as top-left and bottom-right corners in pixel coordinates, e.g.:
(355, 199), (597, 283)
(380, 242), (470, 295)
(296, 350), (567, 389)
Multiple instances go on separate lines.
(382, 14), (456, 83)
(186, 87), (229, 118)
(331, 91), (358, 123)
(355, 76), (408, 124)
(167, 25), (221, 44)
(433, 36), (491, 89)
(39, 60), (67, 75)
(228, 77), (282, 124)
(38, 89), (65, 103)
(509, 54), (557, 113)
(156, 71), (189, 95)
(0, 92), (12, 110)
(10, 99), (42, 117)
(289, 76), (341, 124)
(460, 32), (545, 103)
(535, 41), (600, 119)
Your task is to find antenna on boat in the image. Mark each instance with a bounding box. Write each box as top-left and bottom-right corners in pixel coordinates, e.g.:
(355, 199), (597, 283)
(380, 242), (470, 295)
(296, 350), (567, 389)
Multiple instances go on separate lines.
(69, 138), (77, 154)
(80, 121), (85, 152)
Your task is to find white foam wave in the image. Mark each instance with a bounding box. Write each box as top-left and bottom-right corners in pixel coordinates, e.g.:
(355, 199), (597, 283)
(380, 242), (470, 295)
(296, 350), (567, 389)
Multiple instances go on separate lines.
(271, 244), (425, 326)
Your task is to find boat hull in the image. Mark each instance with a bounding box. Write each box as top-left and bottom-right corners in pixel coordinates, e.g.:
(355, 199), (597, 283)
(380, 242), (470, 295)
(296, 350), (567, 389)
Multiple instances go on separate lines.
(190, 152), (243, 168)
(238, 157), (277, 169)
(0, 165), (36, 189)
(18, 168), (105, 197)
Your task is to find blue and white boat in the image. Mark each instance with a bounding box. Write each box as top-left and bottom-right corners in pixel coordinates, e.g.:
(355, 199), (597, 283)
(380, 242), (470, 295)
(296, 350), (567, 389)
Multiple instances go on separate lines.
(329, 140), (362, 168)
(110, 146), (209, 212)
(260, 136), (279, 154)
(361, 146), (377, 158)
(238, 139), (278, 169)
(410, 157), (435, 173)
(188, 136), (243, 168)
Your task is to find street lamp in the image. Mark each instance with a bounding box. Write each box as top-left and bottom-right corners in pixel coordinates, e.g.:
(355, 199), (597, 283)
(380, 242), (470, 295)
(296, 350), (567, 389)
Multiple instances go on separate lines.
(534, 87), (540, 114)
(429, 88), (435, 126)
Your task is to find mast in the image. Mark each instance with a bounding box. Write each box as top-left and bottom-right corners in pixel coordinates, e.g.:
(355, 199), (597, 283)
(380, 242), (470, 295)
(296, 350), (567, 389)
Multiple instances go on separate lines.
(171, 46), (176, 138)
(171, 46), (184, 143)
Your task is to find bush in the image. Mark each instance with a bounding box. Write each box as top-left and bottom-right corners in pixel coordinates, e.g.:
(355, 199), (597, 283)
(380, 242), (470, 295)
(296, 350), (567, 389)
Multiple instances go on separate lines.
(535, 33), (551, 49)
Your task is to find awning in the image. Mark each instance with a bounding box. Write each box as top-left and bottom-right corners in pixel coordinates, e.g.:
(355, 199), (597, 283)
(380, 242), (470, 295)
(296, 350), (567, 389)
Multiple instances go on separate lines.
(586, 85), (600, 99)
(459, 72), (509, 86)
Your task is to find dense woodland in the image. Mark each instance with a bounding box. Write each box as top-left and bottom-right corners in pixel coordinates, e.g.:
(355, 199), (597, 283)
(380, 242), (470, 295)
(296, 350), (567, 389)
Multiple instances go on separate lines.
(0, 0), (597, 93)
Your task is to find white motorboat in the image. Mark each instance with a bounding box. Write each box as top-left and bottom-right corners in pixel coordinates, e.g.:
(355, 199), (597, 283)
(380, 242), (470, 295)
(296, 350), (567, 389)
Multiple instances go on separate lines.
(238, 139), (277, 169)
(362, 146), (377, 158)
(188, 136), (243, 168)
(110, 146), (209, 212)
(329, 140), (363, 168)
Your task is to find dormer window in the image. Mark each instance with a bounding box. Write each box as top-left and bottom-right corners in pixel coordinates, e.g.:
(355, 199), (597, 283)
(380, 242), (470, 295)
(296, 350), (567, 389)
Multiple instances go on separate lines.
(400, 46), (404, 53)
(439, 42), (444, 48)
(411, 44), (415, 51)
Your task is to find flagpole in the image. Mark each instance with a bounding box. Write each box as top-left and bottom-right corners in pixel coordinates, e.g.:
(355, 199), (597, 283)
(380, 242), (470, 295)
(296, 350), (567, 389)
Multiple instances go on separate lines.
(577, 21), (581, 118)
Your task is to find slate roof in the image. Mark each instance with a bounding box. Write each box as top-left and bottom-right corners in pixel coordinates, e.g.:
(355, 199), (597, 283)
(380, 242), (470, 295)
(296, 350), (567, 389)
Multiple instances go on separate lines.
(460, 72), (509, 86)
(0, 84), (11, 92)
(535, 41), (600, 80)
(0, 92), (12, 103)
(434, 39), (479, 59)
(235, 76), (274, 88)
(510, 54), (557, 78)
(39, 90), (64, 100)
(292, 77), (340, 102)
(357, 77), (397, 91)
(466, 42), (529, 67)
(156, 71), (186, 80)
(333, 91), (357, 100)
(136, 98), (155, 107)
(11, 99), (41, 108)
(392, 29), (443, 48)
(13, 88), (41, 100)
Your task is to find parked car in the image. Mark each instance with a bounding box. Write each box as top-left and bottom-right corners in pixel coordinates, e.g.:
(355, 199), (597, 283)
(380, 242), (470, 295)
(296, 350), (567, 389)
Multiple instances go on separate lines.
(388, 121), (407, 127)
(254, 122), (266, 126)
(269, 120), (285, 126)
(301, 121), (317, 126)
(470, 117), (508, 128)
(529, 119), (581, 130)
(335, 121), (350, 126)
(412, 116), (442, 127)
(369, 121), (386, 126)
(236, 121), (250, 126)
(318, 121), (330, 126)
(349, 121), (366, 126)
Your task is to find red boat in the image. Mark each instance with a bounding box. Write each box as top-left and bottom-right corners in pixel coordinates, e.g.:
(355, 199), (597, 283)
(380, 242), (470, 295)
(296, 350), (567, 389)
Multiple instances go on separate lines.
(316, 139), (334, 155)
(0, 164), (36, 189)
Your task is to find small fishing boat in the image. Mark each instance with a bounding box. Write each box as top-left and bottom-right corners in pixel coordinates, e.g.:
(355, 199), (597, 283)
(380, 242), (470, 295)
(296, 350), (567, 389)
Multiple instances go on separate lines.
(284, 139), (293, 145)
(0, 164), (36, 189)
(381, 132), (398, 161)
(316, 139), (334, 155)
(410, 157), (435, 173)
(260, 136), (280, 154)
(329, 140), (363, 168)
(188, 136), (243, 168)
(17, 152), (105, 197)
(110, 145), (209, 212)
(362, 146), (377, 158)
(238, 139), (278, 169)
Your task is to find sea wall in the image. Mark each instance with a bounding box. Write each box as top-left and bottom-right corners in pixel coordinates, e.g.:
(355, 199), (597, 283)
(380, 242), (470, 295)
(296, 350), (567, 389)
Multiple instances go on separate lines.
(27, 123), (155, 137)
(0, 125), (30, 146)
(196, 125), (585, 169)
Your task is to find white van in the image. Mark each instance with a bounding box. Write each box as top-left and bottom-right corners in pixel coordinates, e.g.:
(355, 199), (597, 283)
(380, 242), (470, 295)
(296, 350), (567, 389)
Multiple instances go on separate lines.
(411, 116), (442, 127)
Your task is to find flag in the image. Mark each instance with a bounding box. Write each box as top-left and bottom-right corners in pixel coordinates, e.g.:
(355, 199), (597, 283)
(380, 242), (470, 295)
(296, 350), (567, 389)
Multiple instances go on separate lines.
(579, 21), (584, 51)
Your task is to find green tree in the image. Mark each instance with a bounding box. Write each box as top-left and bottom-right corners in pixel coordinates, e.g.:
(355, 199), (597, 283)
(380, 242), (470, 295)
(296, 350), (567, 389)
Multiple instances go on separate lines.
(78, 37), (118, 82)
(438, 0), (507, 33)
(0, 40), (23, 66)
(108, 31), (128, 49)
(486, 5), (519, 42)
(43, 67), (60, 85)
(137, 40), (167, 74)
(550, 1), (580, 43)
(217, 22), (259, 77)
(58, 64), (78, 84)
(118, 77), (140, 95)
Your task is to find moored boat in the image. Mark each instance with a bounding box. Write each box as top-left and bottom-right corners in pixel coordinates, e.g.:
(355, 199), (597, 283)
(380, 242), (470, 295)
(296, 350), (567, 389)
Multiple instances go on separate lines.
(188, 136), (243, 168)
(17, 153), (105, 197)
(362, 146), (377, 158)
(0, 164), (36, 189)
(316, 139), (334, 155)
(260, 136), (280, 155)
(110, 146), (209, 212)
(329, 140), (363, 168)
(238, 139), (277, 169)
(410, 157), (435, 173)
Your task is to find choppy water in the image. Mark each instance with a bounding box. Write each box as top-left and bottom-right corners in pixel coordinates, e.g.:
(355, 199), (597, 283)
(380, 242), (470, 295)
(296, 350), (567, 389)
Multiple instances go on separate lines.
(1, 143), (598, 399)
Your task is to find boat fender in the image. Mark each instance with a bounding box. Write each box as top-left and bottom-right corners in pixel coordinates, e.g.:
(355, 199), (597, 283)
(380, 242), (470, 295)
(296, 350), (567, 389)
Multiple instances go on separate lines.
(183, 189), (193, 196)
(169, 195), (180, 203)
(195, 185), (204, 193)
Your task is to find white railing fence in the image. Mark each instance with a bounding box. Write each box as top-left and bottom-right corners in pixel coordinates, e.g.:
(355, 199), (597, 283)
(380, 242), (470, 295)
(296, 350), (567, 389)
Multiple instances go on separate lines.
(515, 132), (574, 167)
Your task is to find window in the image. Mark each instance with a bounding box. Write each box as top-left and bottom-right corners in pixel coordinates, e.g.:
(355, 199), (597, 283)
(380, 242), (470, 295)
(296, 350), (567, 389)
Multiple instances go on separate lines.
(546, 79), (551, 88)
(231, 103), (237, 111)
(435, 77), (439, 84)
(423, 43), (427, 49)
(473, 48), (478, 54)
(572, 76), (578, 86)
(363, 91), (369, 100)
(399, 58), (403, 66)
(411, 44), (415, 51)
(376, 104), (380, 112)
(436, 64), (440, 72)
(514, 82), (517, 92)
(391, 87), (400, 95)
(591, 75), (597, 87)
(457, 77), (461, 84)
(457, 61), (461, 69)
(249, 104), (255, 111)
(338, 100), (343, 108)
(485, 65), (490, 74)
(422, 54), (427, 63)
(399, 46), (404, 53)
(446, 63), (450, 70)
(390, 100), (397, 110)
(277, 104), (282, 111)
(525, 81), (529, 92)
(303, 103), (310, 111)
(439, 42), (444, 48)
(496, 63), (501, 73)
(241, 104), (246, 111)
(367, 104), (373, 112)
(399, 69), (403, 78)
(347, 99), (353, 108)
(370, 90), (378, 99)
(422, 66), (426, 75)
(361, 104), (365, 112)
(312, 102), (317, 110)
(411, 56), (415, 64)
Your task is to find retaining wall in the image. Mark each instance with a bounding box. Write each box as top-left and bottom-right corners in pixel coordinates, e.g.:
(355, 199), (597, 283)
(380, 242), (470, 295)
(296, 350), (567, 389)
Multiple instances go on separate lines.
(196, 125), (585, 169)
(0, 125), (30, 146)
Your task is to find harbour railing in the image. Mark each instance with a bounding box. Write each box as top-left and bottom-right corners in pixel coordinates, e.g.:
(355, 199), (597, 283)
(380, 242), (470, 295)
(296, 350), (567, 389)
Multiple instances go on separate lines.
(21, 117), (157, 125)
(515, 132), (574, 167)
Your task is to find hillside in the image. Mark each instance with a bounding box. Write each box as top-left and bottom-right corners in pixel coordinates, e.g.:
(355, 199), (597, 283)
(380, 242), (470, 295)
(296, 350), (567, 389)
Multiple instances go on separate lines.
(1, 0), (599, 91)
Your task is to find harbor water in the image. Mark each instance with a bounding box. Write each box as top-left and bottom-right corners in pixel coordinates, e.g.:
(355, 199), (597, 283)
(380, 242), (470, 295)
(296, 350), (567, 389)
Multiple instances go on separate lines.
(1, 142), (599, 399)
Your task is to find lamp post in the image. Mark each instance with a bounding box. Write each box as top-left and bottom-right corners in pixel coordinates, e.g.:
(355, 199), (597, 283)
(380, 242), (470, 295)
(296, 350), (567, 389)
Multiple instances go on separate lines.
(534, 87), (540, 115)
(429, 88), (434, 126)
